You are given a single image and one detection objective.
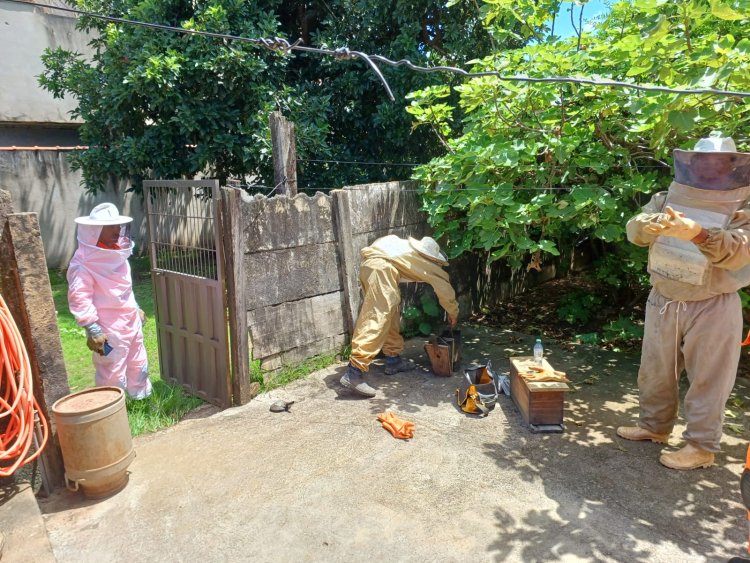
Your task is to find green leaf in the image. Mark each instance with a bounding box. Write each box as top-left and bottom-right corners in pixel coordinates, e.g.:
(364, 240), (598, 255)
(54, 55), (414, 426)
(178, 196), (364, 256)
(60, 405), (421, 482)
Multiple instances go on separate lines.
(402, 306), (422, 321)
(537, 239), (560, 256)
(667, 109), (699, 132)
(736, 38), (750, 53)
(595, 224), (623, 242)
(420, 294), (441, 317)
(710, 0), (748, 20)
(642, 15), (670, 48)
(418, 322), (433, 336)
(626, 64), (653, 77)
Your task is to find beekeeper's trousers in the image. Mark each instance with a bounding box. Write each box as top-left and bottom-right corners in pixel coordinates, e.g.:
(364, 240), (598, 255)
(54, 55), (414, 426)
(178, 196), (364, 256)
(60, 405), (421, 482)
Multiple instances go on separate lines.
(638, 288), (741, 452)
(349, 258), (404, 372)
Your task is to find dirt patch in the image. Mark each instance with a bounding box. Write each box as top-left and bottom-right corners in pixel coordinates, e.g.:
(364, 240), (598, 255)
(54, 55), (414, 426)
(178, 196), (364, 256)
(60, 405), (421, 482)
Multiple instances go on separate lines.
(473, 276), (642, 345)
(473, 275), (750, 379)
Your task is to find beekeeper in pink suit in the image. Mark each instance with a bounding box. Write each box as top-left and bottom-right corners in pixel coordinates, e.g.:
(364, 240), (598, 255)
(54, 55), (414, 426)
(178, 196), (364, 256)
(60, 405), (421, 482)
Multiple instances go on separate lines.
(67, 203), (152, 399)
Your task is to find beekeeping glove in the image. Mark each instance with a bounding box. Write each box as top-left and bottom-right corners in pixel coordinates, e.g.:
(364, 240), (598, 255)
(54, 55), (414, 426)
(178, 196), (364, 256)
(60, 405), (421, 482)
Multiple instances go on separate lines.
(377, 411), (414, 439)
(84, 322), (108, 355)
(642, 212), (670, 236)
(643, 206), (703, 241)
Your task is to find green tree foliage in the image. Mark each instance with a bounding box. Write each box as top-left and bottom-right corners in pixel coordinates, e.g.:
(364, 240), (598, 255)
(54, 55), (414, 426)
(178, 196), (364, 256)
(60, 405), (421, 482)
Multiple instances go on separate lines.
(408, 0), (750, 290)
(40, 0), (334, 191)
(276, 0), (503, 189)
(39, 0), (504, 193)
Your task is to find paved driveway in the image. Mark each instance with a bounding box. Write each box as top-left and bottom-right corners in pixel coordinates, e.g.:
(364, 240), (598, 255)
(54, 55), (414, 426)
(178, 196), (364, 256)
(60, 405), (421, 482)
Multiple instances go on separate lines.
(39, 326), (749, 562)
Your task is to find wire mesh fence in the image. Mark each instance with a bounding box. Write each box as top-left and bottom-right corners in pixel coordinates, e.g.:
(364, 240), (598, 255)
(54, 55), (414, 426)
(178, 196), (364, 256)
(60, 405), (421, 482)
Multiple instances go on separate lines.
(145, 183), (219, 280)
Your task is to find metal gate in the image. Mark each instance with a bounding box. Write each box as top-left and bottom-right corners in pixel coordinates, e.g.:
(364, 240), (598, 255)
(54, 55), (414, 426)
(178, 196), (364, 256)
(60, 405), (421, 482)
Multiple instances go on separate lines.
(144, 180), (231, 407)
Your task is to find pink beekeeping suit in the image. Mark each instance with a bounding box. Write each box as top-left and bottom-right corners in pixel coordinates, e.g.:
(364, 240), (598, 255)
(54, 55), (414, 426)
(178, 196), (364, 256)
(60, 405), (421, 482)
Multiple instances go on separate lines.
(67, 204), (152, 399)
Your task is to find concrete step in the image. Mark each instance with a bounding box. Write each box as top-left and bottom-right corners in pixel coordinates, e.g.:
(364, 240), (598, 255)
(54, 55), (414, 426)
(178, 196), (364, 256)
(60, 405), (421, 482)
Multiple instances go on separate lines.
(0, 482), (55, 562)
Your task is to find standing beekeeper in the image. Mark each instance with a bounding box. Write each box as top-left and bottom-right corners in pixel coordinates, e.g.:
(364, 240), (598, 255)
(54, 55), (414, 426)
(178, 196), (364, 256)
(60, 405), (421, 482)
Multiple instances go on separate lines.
(340, 235), (459, 398)
(617, 134), (750, 470)
(67, 203), (152, 399)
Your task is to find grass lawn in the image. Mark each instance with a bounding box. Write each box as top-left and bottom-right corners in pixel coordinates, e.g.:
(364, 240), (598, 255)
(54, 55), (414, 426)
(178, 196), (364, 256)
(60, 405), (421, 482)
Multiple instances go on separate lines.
(50, 256), (203, 436)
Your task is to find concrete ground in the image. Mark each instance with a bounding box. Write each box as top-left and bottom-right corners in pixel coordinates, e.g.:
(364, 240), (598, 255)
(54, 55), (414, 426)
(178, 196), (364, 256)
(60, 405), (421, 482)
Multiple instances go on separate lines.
(22, 326), (750, 561)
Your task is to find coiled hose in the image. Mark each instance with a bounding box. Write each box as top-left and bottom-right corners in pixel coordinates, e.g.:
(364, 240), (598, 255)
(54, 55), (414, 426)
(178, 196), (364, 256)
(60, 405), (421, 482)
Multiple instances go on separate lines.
(0, 293), (49, 476)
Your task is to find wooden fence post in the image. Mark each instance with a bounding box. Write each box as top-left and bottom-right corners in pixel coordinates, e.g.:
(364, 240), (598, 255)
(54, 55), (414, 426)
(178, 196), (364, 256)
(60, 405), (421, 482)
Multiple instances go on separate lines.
(0, 201), (69, 490)
(331, 189), (357, 337)
(221, 187), (257, 405)
(269, 111), (298, 197)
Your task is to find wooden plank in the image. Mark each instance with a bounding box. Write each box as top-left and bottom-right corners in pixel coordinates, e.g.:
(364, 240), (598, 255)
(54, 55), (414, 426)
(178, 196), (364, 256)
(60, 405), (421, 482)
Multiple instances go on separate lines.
(1, 211), (69, 488)
(221, 188), (255, 406)
(509, 363), (531, 426)
(270, 111), (298, 196)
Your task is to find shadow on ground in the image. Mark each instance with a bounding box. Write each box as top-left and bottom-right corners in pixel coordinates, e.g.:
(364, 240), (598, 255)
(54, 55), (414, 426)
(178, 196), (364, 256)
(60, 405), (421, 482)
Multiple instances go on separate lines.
(324, 325), (748, 562)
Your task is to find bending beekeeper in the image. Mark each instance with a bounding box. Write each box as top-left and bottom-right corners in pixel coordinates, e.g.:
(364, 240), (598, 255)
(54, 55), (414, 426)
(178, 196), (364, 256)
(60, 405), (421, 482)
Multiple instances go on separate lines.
(617, 134), (750, 470)
(67, 203), (152, 399)
(340, 235), (459, 398)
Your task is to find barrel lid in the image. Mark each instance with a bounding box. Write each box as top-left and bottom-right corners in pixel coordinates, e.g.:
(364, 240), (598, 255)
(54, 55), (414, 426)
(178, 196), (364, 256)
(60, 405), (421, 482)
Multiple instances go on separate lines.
(53, 387), (124, 414)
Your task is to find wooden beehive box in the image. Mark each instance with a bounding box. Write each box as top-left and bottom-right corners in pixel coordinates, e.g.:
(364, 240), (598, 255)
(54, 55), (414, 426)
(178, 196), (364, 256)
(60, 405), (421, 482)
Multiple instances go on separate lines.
(509, 356), (569, 432)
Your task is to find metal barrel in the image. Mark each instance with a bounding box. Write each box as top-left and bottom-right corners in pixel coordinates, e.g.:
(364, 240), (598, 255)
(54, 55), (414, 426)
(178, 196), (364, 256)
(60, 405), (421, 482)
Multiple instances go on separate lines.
(52, 387), (135, 499)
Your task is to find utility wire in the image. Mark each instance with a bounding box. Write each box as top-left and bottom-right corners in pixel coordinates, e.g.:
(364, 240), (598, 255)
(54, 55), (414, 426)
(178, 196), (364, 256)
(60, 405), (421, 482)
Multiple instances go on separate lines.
(294, 184), (655, 193)
(225, 176), (287, 195)
(8, 0), (750, 101)
(299, 158), (418, 167)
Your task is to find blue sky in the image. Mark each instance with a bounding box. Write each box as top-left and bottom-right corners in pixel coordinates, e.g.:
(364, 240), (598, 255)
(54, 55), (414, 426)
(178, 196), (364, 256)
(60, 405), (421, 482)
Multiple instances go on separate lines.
(553, 0), (609, 38)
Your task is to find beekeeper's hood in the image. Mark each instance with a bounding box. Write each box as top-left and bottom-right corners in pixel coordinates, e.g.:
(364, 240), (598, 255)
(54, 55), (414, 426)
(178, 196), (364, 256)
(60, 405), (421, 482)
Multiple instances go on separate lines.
(74, 203), (134, 253)
(673, 135), (750, 190)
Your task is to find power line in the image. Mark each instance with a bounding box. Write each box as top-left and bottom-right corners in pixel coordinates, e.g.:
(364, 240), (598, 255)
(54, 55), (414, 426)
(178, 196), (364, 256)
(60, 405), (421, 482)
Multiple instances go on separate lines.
(7, 0), (750, 101)
(303, 184), (651, 193)
(298, 158), (418, 167)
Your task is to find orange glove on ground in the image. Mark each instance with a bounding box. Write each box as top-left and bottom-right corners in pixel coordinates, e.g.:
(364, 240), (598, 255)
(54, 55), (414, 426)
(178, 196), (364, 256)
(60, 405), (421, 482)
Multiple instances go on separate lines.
(377, 411), (414, 440)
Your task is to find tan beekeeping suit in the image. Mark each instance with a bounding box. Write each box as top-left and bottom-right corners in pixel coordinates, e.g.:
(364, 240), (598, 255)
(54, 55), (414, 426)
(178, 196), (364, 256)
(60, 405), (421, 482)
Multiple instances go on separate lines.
(628, 180), (750, 452)
(349, 235), (459, 373)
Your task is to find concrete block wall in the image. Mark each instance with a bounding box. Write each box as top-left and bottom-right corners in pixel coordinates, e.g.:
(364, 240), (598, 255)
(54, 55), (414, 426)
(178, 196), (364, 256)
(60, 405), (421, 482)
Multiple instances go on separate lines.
(239, 191), (348, 372)
(238, 182), (431, 373)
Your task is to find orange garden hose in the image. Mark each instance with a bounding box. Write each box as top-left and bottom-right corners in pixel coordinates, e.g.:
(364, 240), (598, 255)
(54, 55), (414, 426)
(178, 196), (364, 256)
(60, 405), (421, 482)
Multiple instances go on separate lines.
(0, 293), (49, 476)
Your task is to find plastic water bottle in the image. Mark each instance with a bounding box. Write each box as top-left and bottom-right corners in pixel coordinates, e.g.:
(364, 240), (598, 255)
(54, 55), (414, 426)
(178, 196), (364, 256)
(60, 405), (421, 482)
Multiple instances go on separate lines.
(533, 338), (544, 366)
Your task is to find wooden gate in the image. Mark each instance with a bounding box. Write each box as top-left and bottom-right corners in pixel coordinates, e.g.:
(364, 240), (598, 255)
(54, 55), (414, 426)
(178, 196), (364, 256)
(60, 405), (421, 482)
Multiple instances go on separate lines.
(144, 180), (231, 407)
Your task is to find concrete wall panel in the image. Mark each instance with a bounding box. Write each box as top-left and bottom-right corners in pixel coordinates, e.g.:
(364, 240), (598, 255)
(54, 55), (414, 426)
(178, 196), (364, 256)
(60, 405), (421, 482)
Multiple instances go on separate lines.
(259, 334), (348, 373)
(243, 242), (341, 310)
(0, 1), (92, 124)
(344, 182), (424, 235)
(243, 191), (334, 250)
(247, 291), (346, 359)
(0, 150), (144, 268)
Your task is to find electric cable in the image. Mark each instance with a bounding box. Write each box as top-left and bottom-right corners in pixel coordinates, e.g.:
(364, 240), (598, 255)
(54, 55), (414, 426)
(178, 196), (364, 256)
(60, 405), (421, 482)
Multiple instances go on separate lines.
(5, 0), (750, 101)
